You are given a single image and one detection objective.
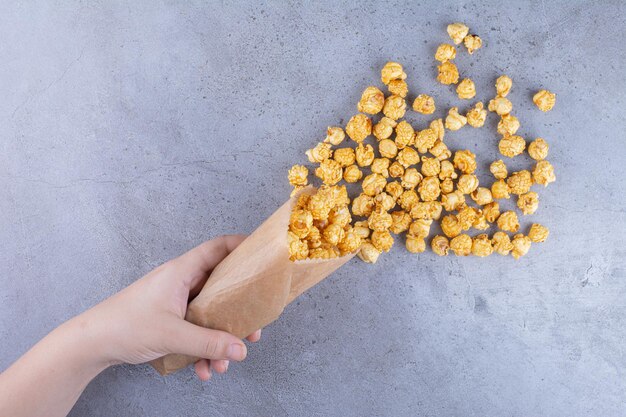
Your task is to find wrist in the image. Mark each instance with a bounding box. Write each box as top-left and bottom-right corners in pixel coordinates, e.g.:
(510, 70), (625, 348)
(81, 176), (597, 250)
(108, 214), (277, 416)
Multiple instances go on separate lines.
(60, 313), (117, 373)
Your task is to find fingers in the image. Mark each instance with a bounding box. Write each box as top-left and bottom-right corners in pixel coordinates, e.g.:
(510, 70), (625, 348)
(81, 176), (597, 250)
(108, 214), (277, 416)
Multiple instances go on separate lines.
(194, 359), (212, 381)
(167, 319), (247, 361)
(246, 329), (262, 343)
(211, 359), (229, 374)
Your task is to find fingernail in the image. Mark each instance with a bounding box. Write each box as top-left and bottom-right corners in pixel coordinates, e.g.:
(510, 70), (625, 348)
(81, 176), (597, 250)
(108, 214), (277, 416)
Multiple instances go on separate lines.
(227, 343), (246, 361)
(223, 360), (229, 371)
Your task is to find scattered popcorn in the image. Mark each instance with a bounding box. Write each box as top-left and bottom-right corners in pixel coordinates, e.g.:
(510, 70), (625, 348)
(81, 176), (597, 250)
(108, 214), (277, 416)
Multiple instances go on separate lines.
(421, 157), (441, 177)
(372, 230), (394, 252)
(453, 150), (477, 174)
(315, 159), (343, 185)
(440, 178), (454, 194)
(445, 107), (467, 131)
(450, 234), (472, 256)
(435, 44), (457, 62)
(491, 232), (513, 256)
(381, 62), (407, 85)
(441, 190), (465, 211)
(489, 160), (508, 179)
(532, 160), (556, 186)
(373, 116), (397, 140)
(466, 102), (487, 127)
(463, 34), (482, 54)
(324, 127), (346, 146)
(371, 157), (391, 177)
(343, 164), (363, 183)
(457, 174), (479, 194)
(362, 173), (387, 196)
(439, 160), (457, 180)
(471, 234), (493, 257)
(457, 205), (479, 230)
(412, 94), (436, 114)
(471, 187), (493, 205)
(414, 128), (438, 153)
(382, 94), (407, 120)
(482, 201), (500, 223)
(495, 75), (512, 97)
(346, 114), (372, 143)
(306, 142), (332, 163)
(430, 140), (451, 161)
(394, 121), (415, 149)
(406, 235), (427, 253)
(498, 134), (526, 158)
(375, 192), (396, 211)
(408, 219), (433, 239)
(437, 61), (460, 85)
(497, 114), (521, 136)
(385, 181), (404, 200)
(430, 118), (445, 141)
(390, 210), (412, 234)
(497, 211), (520, 233)
(378, 139), (398, 159)
(357, 86), (385, 114)
(402, 168), (422, 189)
(351, 193), (375, 217)
(389, 161), (405, 178)
(355, 144), (375, 167)
(447, 23), (469, 45)
(528, 138), (549, 161)
(396, 147), (420, 168)
(431, 235), (450, 256)
(456, 78), (476, 99)
(528, 223), (549, 243)
(358, 241), (381, 263)
(333, 147), (356, 167)
(491, 179), (511, 200)
(517, 191), (539, 215)
(288, 165), (309, 187)
(488, 96), (513, 115)
(418, 176), (441, 201)
(507, 170), (532, 195)
(441, 214), (462, 238)
(511, 234), (531, 259)
(398, 190), (419, 211)
(388, 79), (409, 97)
(533, 89), (556, 112)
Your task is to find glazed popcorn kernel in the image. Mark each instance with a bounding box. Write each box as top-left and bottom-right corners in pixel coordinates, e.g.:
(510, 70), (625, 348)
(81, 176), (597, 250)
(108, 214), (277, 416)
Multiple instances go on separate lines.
(402, 168), (422, 190)
(533, 89), (556, 112)
(466, 102), (487, 128)
(368, 205), (393, 232)
(358, 241), (382, 263)
(497, 210), (520, 233)
(357, 86), (385, 114)
(528, 223), (549, 243)
(511, 234), (531, 259)
(382, 94), (407, 120)
(507, 170), (532, 195)
(306, 142), (332, 163)
(435, 43), (457, 62)
(421, 156), (441, 177)
(473, 211), (490, 231)
(489, 159), (508, 179)
(385, 181), (404, 200)
(371, 157), (391, 177)
(441, 190), (465, 211)
(329, 205), (352, 227)
(457, 205), (479, 231)
(351, 193), (375, 217)
(322, 223), (346, 246)
(472, 234), (493, 257)
(379, 139), (398, 159)
(355, 143), (375, 167)
(410, 201), (442, 221)
(497, 114), (521, 136)
(437, 61), (460, 85)
(441, 214), (462, 238)
(457, 174), (479, 194)
(373, 116), (398, 140)
(471, 187), (493, 205)
(343, 164), (363, 183)
(447, 22), (470, 45)
(406, 236), (427, 253)
(315, 159), (343, 186)
(414, 128), (438, 153)
(396, 147), (420, 168)
(482, 201), (500, 223)
(381, 61), (407, 85)
(430, 140), (452, 161)
(390, 210), (412, 234)
(324, 126), (346, 146)
(408, 218), (433, 239)
(394, 121), (415, 149)
(389, 161), (405, 178)
(430, 118), (446, 141)
(445, 107), (467, 131)
(431, 235), (450, 256)
(288, 165), (309, 187)
(491, 179), (511, 200)
(289, 209), (314, 238)
(439, 160), (457, 180)
(353, 220), (371, 239)
(450, 234), (472, 256)
(488, 96), (513, 116)
(498, 134), (526, 158)
(375, 192), (396, 212)
(528, 138), (549, 161)
(337, 227), (363, 254)
(441, 178), (454, 194)
(372, 230), (394, 252)
(346, 114), (372, 143)
(418, 176), (441, 202)
(517, 191), (539, 215)
(398, 189), (420, 211)
(333, 147), (356, 167)
(288, 231), (310, 261)
(532, 160), (556, 186)
(463, 34), (482, 54)
(453, 150), (477, 174)
(495, 75), (512, 97)
(362, 173), (387, 196)
(413, 94), (436, 114)
(456, 78), (476, 99)
(388, 79), (409, 98)
(491, 231), (513, 256)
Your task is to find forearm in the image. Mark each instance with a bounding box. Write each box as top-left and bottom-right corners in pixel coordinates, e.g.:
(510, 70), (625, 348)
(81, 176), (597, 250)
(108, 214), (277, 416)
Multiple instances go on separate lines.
(0, 316), (110, 417)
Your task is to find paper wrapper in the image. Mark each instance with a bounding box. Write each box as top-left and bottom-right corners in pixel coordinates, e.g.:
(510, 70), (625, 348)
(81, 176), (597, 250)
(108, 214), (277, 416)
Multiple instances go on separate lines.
(150, 186), (355, 375)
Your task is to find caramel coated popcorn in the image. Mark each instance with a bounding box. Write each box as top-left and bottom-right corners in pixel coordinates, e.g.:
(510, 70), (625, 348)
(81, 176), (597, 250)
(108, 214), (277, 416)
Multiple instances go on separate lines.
(435, 44), (457, 62)
(388, 79), (409, 97)
(355, 144), (375, 167)
(532, 160), (556, 186)
(343, 164), (363, 183)
(379, 139), (398, 159)
(491, 179), (511, 200)
(445, 107), (467, 131)
(453, 150), (477, 174)
(346, 114), (372, 143)
(406, 235), (427, 253)
(497, 114), (520, 136)
(456, 78), (476, 99)
(533, 89), (556, 112)
(381, 62), (407, 85)
(498, 134), (526, 158)
(306, 142), (332, 163)
(373, 117), (397, 140)
(431, 235), (450, 256)
(507, 170), (532, 195)
(471, 234), (493, 257)
(528, 138), (549, 161)
(495, 75), (512, 97)
(315, 159), (343, 185)
(491, 232), (513, 256)
(324, 127), (345, 146)
(463, 34), (482, 54)
(394, 121), (415, 149)
(412, 94), (436, 114)
(447, 23), (469, 45)
(450, 234), (472, 256)
(418, 176), (441, 202)
(497, 211), (520, 233)
(334, 147), (356, 167)
(528, 223), (549, 243)
(358, 241), (381, 263)
(382, 95), (407, 120)
(414, 128), (438, 153)
(511, 234), (531, 259)
(421, 157), (441, 177)
(437, 61), (460, 85)
(357, 86), (385, 114)
(457, 174), (479, 194)
(471, 187), (493, 205)
(466, 102), (487, 127)
(489, 160), (508, 179)
(488, 97), (513, 115)
(517, 191), (539, 215)
(288, 165), (309, 187)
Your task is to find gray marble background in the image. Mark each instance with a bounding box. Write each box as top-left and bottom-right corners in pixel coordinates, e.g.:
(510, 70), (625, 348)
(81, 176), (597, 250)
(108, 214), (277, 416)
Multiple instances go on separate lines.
(1, 1), (625, 416)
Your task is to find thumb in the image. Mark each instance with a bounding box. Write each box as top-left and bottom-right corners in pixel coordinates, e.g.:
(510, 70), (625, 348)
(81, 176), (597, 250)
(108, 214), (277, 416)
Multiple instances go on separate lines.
(166, 319), (247, 361)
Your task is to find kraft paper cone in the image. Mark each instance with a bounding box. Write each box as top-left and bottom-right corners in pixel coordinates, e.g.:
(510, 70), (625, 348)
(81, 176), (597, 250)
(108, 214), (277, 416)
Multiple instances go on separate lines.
(151, 186), (355, 375)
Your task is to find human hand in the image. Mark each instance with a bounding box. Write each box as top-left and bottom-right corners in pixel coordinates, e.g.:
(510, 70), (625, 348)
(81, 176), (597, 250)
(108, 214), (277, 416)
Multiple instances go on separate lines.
(74, 234), (261, 381)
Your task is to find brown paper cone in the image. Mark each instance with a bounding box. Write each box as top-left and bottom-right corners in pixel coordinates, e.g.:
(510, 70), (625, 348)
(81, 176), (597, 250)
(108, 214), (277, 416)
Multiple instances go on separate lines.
(150, 186), (355, 375)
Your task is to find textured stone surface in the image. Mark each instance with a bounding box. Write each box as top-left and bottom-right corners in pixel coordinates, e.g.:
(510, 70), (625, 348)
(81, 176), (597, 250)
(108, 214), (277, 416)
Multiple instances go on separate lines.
(1, 1), (626, 416)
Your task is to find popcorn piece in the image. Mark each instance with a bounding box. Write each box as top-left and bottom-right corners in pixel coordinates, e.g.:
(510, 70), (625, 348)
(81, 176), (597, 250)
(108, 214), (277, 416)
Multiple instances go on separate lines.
(471, 187), (493, 205)
(488, 97), (513, 115)
(421, 156), (441, 177)
(402, 168), (422, 189)
(457, 174), (479, 194)
(472, 234), (493, 257)
(498, 134), (526, 158)
(353, 221), (371, 239)
(382, 94), (407, 120)
(306, 142), (332, 163)
(495, 75), (512, 97)
(441, 190), (465, 211)
(466, 102), (487, 127)
(490, 160), (508, 179)
(385, 181), (404, 200)
(410, 201), (442, 221)
(413, 94), (436, 114)
(406, 236), (426, 253)
(337, 227), (363, 254)
(453, 150), (477, 174)
(388, 79), (409, 98)
(418, 176), (441, 202)
(343, 164), (363, 183)
(445, 107), (467, 131)
(408, 219), (432, 239)
(450, 234), (472, 256)
(396, 147), (420, 168)
(362, 173), (387, 196)
(430, 118), (445, 141)
(533, 89), (556, 112)
(315, 159), (343, 185)
(517, 191), (539, 215)
(447, 23), (470, 45)
(373, 117), (397, 140)
(381, 62), (407, 85)
(390, 210), (412, 234)
(289, 209), (314, 238)
(414, 128), (438, 153)
(439, 160), (457, 180)
(497, 211), (520, 233)
(435, 43), (457, 62)
(532, 160), (556, 186)
(491, 179), (511, 199)
(463, 34), (482, 54)
(308, 189), (334, 219)
(322, 223), (345, 246)
(288, 231), (309, 261)
(368, 205), (393, 231)
(482, 202), (500, 223)
(357, 86), (385, 114)
(528, 223), (549, 243)
(492, 231), (513, 256)
(398, 190), (420, 211)
(441, 214), (462, 238)
(346, 114), (372, 143)
(355, 144), (375, 167)
(511, 234), (531, 259)
(372, 230), (394, 252)
(333, 147), (356, 167)
(507, 170), (532, 195)
(329, 204), (352, 227)
(351, 193), (375, 217)
(389, 161), (405, 178)
(440, 178), (454, 194)
(431, 235), (450, 256)
(371, 157), (391, 177)
(379, 139), (398, 159)
(430, 140), (452, 161)
(394, 121), (415, 149)
(324, 126), (346, 146)
(457, 205), (479, 230)
(528, 138), (549, 161)
(288, 165), (309, 187)
(375, 192), (396, 211)
(437, 61), (460, 85)
(456, 78), (476, 99)
(497, 114), (521, 136)
(358, 241), (382, 263)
